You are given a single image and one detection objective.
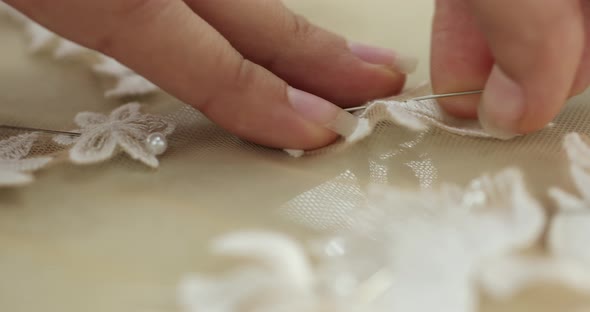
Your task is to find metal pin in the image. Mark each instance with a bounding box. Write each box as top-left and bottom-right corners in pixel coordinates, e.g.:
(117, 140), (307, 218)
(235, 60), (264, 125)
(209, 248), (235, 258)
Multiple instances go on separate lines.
(0, 125), (81, 136)
(345, 89), (484, 113)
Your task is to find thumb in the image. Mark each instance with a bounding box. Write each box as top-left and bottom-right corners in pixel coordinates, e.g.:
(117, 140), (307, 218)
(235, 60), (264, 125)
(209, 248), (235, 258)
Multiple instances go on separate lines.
(473, 0), (585, 138)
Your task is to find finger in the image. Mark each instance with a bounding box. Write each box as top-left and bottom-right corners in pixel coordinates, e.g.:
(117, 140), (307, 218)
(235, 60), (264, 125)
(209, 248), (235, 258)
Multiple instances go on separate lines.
(473, 0), (585, 138)
(430, 0), (493, 118)
(9, 0), (354, 149)
(184, 0), (411, 107)
(572, 1), (590, 95)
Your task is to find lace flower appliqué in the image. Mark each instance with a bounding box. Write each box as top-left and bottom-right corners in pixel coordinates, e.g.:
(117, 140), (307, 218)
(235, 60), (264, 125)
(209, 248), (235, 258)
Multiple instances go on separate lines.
(54, 103), (175, 168)
(0, 133), (52, 186)
(179, 231), (321, 312)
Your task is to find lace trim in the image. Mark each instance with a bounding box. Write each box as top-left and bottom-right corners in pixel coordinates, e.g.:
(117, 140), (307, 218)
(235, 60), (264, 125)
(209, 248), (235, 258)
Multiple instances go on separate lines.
(0, 3), (161, 99)
(0, 133), (52, 186)
(284, 84), (524, 157)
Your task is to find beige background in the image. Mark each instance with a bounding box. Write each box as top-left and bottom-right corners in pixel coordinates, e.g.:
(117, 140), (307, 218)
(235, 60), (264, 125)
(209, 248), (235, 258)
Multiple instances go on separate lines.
(1, 1), (590, 311)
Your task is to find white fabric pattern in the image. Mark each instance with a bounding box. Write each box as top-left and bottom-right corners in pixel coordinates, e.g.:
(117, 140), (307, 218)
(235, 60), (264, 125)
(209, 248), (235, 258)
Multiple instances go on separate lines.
(549, 133), (590, 263)
(180, 169), (545, 312)
(54, 103), (175, 168)
(475, 133), (590, 299)
(179, 232), (319, 312)
(0, 133), (52, 187)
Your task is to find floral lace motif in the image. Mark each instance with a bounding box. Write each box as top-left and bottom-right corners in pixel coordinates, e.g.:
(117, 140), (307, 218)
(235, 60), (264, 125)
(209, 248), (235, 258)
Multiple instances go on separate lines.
(179, 169), (545, 312)
(54, 103), (175, 168)
(0, 133), (52, 186)
(179, 232), (320, 312)
(474, 133), (590, 300)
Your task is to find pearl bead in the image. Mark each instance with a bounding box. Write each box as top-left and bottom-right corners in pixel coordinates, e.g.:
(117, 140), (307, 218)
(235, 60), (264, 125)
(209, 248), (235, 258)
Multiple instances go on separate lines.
(146, 132), (167, 155)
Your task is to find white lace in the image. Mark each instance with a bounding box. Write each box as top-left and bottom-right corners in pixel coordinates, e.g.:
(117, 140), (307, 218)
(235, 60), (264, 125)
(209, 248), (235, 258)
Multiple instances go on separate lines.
(179, 169), (546, 312)
(0, 133), (52, 186)
(284, 84), (524, 157)
(54, 103), (175, 168)
(0, 3), (160, 99)
(549, 133), (590, 264)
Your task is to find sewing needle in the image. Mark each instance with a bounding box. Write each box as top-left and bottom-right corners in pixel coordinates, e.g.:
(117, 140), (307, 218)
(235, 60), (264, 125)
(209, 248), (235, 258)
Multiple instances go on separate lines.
(0, 125), (81, 136)
(345, 89), (483, 113)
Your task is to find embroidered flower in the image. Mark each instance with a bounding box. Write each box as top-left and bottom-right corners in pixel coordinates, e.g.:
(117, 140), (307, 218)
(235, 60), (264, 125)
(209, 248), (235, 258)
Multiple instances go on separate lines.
(0, 133), (52, 187)
(310, 169), (544, 312)
(54, 103), (175, 168)
(179, 231), (319, 312)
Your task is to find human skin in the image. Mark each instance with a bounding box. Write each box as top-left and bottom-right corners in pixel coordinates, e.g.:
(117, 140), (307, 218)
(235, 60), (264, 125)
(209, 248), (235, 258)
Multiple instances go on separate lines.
(431, 0), (590, 139)
(5, 0), (590, 147)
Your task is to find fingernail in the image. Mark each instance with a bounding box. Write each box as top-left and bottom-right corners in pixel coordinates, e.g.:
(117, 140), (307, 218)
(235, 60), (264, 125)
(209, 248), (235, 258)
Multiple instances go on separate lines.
(478, 66), (525, 140)
(348, 42), (418, 74)
(287, 87), (358, 137)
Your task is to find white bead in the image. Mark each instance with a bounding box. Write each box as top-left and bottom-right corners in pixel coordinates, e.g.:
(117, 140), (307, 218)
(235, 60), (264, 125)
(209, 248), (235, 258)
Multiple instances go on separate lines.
(146, 132), (167, 155)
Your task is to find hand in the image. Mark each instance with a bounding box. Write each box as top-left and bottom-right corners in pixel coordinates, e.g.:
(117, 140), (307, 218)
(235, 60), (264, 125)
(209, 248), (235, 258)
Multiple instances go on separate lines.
(431, 0), (590, 138)
(5, 0), (413, 149)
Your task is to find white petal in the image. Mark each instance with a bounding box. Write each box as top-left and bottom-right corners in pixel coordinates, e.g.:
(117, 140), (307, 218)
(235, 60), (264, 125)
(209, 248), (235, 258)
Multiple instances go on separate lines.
(140, 115), (175, 136)
(105, 75), (159, 98)
(24, 22), (55, 52)
(74, 112), (108, 128)
(114, 130), (159, 168)
(69, 129), (118, 164)
(346, 101), (428, 143)
(211, 231), (313, 291)
(109, 102), (142, 121)
(53, 39), (89, 59)
(549, 187), (587, 212)
(346, 118), (371, 143)
(0, 169), (33, 187)
(92, 55), (133, 77)
(0, 157), (52, 172)
(564, 133), (590, 168)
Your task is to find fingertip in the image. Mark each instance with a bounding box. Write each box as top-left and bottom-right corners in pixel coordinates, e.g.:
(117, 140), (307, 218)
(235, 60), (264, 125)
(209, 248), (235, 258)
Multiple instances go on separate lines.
(287, 87), (359, 141)
(478, 66), (526, 138)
